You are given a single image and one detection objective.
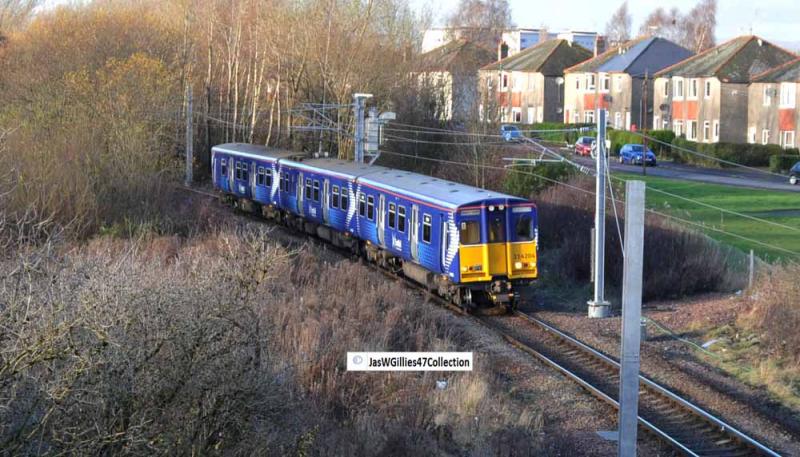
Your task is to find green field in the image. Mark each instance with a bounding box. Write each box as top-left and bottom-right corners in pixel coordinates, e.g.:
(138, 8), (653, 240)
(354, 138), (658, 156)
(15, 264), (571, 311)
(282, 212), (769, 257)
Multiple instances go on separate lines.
(615, 174), (800, 261)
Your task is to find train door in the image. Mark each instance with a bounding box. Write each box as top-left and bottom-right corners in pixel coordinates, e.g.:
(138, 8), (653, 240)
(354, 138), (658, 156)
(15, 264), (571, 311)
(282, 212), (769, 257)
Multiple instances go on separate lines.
(377, 194), (386, 247)
(486, 205), (508, 276)
(250, 162), (257, 197)
(228, 158), (234, 191)
(410, 204), (419, 261)
(297, 172), (305, 216)
(440, 215), (448, 272)
(323, 179), (330, 223)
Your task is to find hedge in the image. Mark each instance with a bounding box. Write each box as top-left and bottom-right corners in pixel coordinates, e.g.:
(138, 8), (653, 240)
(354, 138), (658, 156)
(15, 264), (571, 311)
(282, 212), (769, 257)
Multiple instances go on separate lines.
(670, 137), (795, 168)
(606, 129), (675, 157)
(517, 122), (592, 144)
(769, 154), (800, 173)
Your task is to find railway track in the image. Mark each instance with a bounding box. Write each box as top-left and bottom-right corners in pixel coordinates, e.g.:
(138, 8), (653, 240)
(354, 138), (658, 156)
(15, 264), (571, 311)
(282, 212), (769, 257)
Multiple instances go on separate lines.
(179, 184), (781, 456)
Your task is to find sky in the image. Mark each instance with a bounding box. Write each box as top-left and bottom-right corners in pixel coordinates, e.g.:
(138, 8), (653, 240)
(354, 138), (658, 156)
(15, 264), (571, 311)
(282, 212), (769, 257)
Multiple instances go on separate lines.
(415, 0), (800, 48)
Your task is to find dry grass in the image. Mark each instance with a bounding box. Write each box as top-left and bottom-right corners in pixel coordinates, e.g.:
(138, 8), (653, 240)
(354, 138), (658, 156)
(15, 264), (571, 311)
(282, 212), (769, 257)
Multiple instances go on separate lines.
(0, 221), (547, 455)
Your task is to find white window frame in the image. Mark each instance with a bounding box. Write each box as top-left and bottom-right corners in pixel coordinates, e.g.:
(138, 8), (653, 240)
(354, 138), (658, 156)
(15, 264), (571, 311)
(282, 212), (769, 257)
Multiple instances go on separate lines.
(687, 78), (699, 99)
(703, 121), (710, 142)
(673, 78), (684, 99)
(511, 107), (522, 123)
(615, 112), (622, 129)
(713, 120), (720, 142)
(584, 110), (595, 123)
(572, 111), (580, 123)
(687, 120), (698, 140)
(674, 120), (684, 136)
(748, 126), (756, 144)
(586, 73), (596, 91)
(599, 73), (610, 93)
(527, 107), (534, 123)
(615, 75), (624, 93)
(704, 80), (712, 99)
(779, 82), (796, 108)
(662, 79), (669, 97)
(763, 86), (772, 106)
(762, 129), (770, 145)
(781, 130), (795, 149)
(501, 73), (509, 90)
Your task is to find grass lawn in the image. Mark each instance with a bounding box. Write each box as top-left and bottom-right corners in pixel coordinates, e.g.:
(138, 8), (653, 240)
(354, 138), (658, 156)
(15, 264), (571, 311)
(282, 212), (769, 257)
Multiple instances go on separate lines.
(614, 173), (800, 261)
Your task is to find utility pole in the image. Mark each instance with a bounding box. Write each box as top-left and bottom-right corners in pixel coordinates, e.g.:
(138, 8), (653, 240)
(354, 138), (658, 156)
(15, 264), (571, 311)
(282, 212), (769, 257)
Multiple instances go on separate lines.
(618, 180), (646, 457)
(589, 108), (611, 318)
(185, 86), (193, 186)
(642, 71), (648, 176)
(353, 93), (372, 163)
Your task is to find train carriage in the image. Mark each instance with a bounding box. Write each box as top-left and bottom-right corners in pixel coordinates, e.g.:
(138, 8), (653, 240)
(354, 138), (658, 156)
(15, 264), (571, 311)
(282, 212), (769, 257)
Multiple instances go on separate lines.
(211, 143), (538, 310)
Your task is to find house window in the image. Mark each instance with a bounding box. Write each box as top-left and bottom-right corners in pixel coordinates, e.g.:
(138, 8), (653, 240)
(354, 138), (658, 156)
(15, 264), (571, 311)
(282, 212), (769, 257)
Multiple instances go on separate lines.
(512, 108), (522, 123)
(512, 75), (520, 91)
(341, 187), (349, 211)
(781, 131), (796, 148)
(615, 75), (624, 93)
(527, 107), (534, 123)
(713, 120), (720, 141)
(704, 80), (712, 99)
(388, 203), (396, 229)
(779, 83), (796, 108)
(653, 115), (659, 130)
(600, 74), (610, 92)
(422, 214), (432, 244)
(688, 79), (698, 99)
(575, 77), (580, 90)
(615, 112), (622, 129)
(763, 86), (772, 106)
(313, 180), (320, 202)
(584, 110), (595, 123)
(367, 195), (375, 220)
(397, 206), (406, 232)
(305, 178), (312, 199)
(674, 79), (684, 99)
(687, 120), (698, 140)
(662, 118), (669, 130)
(762, 129), (770, 145)
(673, 120), (684, 136)
(331, 185), (339, 209)
(572, 112), (580, 123)
(586, 74), (596, 91)
(358, 193), (366, 216)
(748, 126), (756, 144)
(703, 121), (710, 142)
(663, 80), (669, 97)
(501, 74), (508, 89)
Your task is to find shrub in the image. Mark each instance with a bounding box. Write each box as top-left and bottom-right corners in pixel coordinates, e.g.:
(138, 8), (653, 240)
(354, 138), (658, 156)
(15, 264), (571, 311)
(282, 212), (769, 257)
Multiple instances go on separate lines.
(769, 154), (800, 173)
(671, 137), (788, 168)
(518, 122), (592, 143)
(535, 175), (746, 300)
(504, 162), (577, 198)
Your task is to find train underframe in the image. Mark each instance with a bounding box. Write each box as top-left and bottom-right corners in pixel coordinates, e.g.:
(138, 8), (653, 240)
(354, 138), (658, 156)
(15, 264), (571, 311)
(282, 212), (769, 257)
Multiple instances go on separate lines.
(232, 197), (525, 313)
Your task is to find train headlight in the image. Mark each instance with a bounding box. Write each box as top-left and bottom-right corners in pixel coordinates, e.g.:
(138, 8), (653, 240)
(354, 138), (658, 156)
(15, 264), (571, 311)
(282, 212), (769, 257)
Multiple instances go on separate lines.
(488, 205), (495, 212)
(514, 261), (523, 269)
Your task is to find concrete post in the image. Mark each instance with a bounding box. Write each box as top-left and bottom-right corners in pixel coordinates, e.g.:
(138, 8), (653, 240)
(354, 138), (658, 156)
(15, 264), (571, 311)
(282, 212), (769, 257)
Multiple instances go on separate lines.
(618, 180), (646, 457)
(589, 108), (611, 318)
(185, 86), (193, 186)
(748, 249), (755, 289)
(353, 93), (372, 163)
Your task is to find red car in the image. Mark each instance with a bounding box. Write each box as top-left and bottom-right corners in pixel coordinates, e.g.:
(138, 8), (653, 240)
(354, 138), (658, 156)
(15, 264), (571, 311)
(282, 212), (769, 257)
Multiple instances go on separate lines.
(574, 136), (595, 156)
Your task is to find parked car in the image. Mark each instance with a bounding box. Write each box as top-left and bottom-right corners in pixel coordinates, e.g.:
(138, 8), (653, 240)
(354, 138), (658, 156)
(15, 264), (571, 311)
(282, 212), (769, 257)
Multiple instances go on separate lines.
(790, 161), (800, 185)
(501, 124), (523, 142)
(574, 136), (595, 156)
(619, 144), (657, 166)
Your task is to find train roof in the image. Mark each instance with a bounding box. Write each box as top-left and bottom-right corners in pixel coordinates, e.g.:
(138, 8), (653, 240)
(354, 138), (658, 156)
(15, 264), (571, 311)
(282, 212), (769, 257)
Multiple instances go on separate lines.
(359, 168), (524, 210)
(212, 143), (298, 161)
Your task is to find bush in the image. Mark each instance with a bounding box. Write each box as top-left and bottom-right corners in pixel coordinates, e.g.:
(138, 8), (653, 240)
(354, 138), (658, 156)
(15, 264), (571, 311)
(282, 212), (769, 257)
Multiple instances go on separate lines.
(647, 130), (677, 158)
(608, 129), (641, 155)
(518, 122), (592, 144)
(671, 137), (788, 168)
(769, 154), (800, 173)
(535, 176), (746, 300)
(504, 162), (577, 198)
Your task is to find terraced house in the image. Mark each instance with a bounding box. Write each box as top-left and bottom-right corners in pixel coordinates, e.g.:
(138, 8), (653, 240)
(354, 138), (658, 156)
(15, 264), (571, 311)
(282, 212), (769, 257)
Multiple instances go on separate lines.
(748, 58), (800, 148)
(653, 36), (797, 144)
(479, 39), (592, 124)
(563, 37), (692, 130)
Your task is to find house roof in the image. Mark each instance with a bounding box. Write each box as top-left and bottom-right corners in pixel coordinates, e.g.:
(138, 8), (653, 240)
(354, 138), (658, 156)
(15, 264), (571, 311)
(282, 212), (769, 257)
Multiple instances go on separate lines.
(655, 36), (797, 83)
(566, 36), (692, 77)
(751, 57), (800, 83)
(416, 39), (496, 74)
(480, 39), (592, 75)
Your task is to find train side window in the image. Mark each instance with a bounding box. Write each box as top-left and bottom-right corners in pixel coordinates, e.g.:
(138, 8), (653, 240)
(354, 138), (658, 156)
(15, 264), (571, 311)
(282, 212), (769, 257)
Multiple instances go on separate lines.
(265, 169), (272, 187)
(221, 158), (227, 176)
(305, 178), (312, 199)
(489, 216), (506, 242)
(234, 162), (240, 180)
(397, 206), (406, 232)
(388, 203), (396, 229)
(367, 195), (375, 220)
(313, 180), (320, 202)
(515, 215), (534, 241)
(256, 167), (265, 186)
(241, 162), (249, 181)
(358, 193), (366, 216)
(422, 214), (432, 243)
(460, 220), (481, 245)
(332, 186), (340, 208)
(341, 187), (349, 211)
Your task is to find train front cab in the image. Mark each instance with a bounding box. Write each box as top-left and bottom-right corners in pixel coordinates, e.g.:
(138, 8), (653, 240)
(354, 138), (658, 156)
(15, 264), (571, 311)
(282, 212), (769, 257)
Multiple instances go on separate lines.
(456, 200), (537, 307)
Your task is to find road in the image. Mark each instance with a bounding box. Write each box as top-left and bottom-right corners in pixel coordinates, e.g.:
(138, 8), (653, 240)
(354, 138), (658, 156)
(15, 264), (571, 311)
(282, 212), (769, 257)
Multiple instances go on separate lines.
(527, 143), (800, 193)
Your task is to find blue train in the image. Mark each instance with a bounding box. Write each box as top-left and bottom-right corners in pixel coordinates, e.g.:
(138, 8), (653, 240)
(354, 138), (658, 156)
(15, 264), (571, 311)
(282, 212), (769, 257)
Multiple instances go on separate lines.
(211, 143), (539, 309)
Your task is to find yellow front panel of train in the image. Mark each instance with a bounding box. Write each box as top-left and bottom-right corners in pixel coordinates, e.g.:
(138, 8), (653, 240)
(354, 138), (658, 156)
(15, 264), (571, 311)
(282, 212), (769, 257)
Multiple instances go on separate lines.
(508, 241), (538, 279)
(459, 244), (491, 282)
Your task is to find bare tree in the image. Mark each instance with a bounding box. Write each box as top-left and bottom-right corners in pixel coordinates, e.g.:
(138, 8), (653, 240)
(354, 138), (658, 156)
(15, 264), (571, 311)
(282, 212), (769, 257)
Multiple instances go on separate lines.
(639, 0), (716, 52)
(0, 0), (40, 36)
(605, 1), (632, 46)
(446, 0), (512, 49)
